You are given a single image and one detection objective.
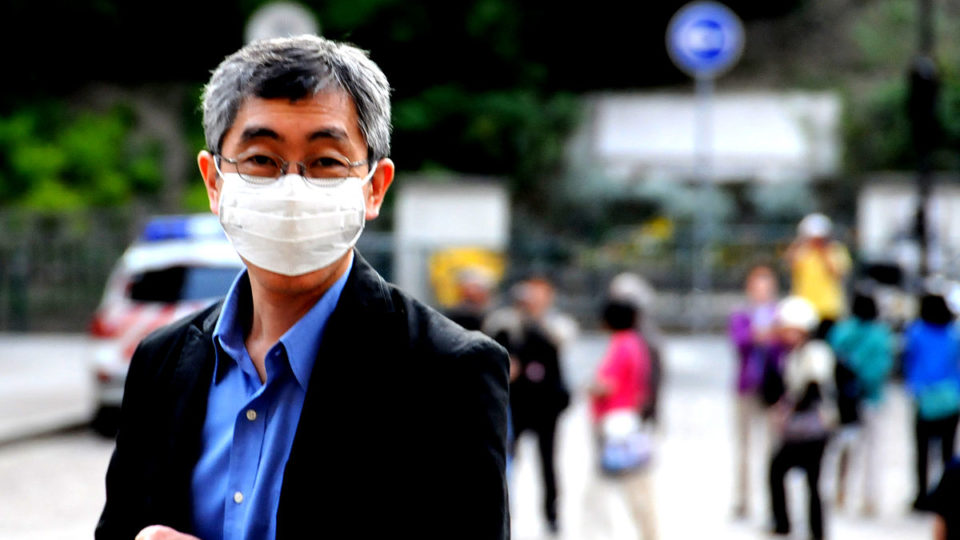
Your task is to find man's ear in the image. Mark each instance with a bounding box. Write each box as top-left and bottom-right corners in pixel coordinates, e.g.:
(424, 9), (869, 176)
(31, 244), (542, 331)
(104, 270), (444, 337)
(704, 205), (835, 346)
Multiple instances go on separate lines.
(365, 158), (395, 220)
(198, 151), (221, 215)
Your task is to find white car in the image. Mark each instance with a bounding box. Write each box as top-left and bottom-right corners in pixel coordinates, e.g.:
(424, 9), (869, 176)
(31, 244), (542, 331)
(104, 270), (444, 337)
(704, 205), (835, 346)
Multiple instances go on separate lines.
(88, 214), (243, 436)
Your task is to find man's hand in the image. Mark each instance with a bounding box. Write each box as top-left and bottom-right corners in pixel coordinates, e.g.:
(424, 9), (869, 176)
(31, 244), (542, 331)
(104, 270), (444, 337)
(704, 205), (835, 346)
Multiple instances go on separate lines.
(135, 525), (201, 540)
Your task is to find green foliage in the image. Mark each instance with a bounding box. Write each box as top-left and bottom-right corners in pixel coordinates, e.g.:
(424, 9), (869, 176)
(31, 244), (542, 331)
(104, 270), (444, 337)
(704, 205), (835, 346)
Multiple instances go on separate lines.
(844, 70), (960, 172)
(3, 0), (815, 214)
(393, 86), (580, 210)
(844, 80), (912, 171)
(0, 102), (162, 210)
(851, 0), (916, 72)
(183, 183), (214, 213)
(842, 0), (960, 173)
(940, 72), (960, 158)
(182, 84), (213, 212)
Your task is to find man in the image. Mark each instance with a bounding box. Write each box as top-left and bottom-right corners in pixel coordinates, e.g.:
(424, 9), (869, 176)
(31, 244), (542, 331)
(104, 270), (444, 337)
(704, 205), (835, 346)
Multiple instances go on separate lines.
(784, 212), (852, 340)
(488, 276), (572, 534)
(96, 35), (510, 540)
(445, 266), (497, 332)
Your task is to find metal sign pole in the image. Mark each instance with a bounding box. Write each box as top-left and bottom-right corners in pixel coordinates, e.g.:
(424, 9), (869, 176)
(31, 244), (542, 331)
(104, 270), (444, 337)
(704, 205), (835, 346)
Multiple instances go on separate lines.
(667, 1), (743, 332)
(692, 75), (715, 331)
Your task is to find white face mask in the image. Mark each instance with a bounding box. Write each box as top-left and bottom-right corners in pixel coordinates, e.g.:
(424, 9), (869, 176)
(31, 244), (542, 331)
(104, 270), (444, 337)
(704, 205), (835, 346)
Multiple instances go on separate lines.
(217, 164), (376, 276)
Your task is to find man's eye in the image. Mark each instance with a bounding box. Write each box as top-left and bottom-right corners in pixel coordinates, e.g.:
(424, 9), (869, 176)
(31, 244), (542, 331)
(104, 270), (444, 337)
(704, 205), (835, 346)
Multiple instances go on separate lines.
(309, 157), (349, 168)
(243, 154), (280, 168)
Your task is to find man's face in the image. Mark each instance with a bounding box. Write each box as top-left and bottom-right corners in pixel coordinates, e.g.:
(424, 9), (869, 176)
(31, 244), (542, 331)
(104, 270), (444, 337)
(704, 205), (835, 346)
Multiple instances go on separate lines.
(777, 326), (807, 347)
(198, 90), (395, 292)
(746, 270), (776, 304)
(521, 280), (554, 319)
(809, 236), (827, 248)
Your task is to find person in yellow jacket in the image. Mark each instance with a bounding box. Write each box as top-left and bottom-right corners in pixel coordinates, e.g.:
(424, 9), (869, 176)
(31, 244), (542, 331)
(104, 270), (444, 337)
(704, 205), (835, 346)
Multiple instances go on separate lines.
(784, 213), (852, 339)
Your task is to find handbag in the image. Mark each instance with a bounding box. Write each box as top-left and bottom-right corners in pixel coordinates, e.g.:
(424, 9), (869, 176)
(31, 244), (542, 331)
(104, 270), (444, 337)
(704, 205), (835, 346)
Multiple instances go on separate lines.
(599, 410), (653, 476)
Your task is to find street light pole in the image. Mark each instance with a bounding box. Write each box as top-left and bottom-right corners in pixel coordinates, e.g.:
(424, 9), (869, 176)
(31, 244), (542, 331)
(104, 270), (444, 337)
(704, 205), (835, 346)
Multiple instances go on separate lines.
(908, 0), (938, 281)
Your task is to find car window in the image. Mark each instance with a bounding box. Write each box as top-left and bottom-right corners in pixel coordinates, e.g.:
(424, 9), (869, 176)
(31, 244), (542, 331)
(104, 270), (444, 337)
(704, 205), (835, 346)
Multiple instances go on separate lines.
(129, 266), (240, 303)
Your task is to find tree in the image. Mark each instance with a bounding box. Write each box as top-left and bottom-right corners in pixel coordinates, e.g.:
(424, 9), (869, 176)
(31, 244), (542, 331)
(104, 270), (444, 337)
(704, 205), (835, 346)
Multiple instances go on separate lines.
(0, 0), (806, 211)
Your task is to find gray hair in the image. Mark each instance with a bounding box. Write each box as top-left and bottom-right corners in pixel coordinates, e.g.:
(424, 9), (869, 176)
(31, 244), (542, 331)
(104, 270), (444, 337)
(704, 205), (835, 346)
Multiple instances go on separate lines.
(201, 35), (392, 162)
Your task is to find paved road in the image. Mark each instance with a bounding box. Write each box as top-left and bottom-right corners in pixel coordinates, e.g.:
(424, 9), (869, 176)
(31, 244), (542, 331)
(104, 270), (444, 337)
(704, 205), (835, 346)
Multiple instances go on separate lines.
(0, 429), (112, 540)
(0, 332), (939, 539)
(0, 334), (95, 442)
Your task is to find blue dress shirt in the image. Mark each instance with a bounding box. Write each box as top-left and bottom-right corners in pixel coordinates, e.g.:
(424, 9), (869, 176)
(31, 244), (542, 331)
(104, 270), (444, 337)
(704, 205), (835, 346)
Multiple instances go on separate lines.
(190, 259), (352, 540)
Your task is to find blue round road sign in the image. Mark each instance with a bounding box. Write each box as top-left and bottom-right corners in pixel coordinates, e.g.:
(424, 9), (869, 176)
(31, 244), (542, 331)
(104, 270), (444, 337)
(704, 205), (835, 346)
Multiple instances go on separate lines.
(667, 1), (744, 78)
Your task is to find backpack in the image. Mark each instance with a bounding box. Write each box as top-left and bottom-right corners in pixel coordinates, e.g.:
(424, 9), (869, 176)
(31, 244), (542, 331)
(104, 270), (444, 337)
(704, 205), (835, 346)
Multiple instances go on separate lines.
(917, 380), (960, 421)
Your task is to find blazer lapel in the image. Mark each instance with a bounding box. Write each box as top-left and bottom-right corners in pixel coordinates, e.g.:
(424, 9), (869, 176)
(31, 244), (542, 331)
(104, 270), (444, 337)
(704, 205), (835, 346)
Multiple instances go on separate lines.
(288, 251), (399, 449)
(277, 252), (404, 535)
(156, 304), (220, 528)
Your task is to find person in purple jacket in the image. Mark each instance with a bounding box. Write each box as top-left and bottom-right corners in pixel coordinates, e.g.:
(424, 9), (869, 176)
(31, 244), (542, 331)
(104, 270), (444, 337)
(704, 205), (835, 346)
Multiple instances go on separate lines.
(729, 264), (782, 518)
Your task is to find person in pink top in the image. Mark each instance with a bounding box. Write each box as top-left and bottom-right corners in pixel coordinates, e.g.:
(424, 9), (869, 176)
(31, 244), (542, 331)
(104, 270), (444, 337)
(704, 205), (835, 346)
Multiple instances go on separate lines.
(582, 299), (658, 540)
(591, 302), (651, 422)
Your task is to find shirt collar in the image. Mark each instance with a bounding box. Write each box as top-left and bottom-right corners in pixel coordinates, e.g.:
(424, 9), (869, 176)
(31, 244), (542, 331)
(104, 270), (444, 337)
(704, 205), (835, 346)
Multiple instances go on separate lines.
(212, 270), (252, 382)
(279, 257), (353, 389)
(212, 256), (354, 389)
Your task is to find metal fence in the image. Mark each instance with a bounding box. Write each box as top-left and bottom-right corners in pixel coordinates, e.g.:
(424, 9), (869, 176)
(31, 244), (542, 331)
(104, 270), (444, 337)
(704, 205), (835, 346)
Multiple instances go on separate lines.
(0, 210), (401, 333)
(0, 209), (824, 333)
(0, 209), (142, 332)
(503, 221), (804, 332)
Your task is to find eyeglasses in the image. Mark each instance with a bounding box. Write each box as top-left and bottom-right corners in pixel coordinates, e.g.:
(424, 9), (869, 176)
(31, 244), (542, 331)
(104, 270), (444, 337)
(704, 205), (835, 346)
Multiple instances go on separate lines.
(215, 151), (369, 185)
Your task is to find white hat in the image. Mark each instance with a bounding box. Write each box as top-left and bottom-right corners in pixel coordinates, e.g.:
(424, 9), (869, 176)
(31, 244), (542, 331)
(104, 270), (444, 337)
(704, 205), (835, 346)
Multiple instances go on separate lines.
(457, 266), (495, 289)
(776, 295), (819, 332)
(609, 272), (656, 310)
(798, 213), (832, 239)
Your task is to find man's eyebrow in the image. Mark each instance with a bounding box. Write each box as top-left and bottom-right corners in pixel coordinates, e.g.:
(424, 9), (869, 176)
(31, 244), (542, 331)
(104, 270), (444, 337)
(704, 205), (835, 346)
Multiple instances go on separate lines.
(240, 127), (283, 143)
(308, 128), (349, 142)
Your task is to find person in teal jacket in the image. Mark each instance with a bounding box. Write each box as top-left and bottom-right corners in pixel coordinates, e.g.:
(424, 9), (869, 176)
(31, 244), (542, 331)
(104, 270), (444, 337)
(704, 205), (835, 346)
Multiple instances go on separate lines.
(827, 292), (894, 515)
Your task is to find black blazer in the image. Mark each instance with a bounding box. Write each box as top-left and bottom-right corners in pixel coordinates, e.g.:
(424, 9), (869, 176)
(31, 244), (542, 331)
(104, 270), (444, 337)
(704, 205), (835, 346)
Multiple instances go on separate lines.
(96, 253), (510, 539)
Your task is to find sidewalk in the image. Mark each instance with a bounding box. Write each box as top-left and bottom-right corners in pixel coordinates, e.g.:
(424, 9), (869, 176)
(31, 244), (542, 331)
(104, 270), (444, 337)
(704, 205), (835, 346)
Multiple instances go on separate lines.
(508, 334), (935, 539)
(0, 334), (94, 444)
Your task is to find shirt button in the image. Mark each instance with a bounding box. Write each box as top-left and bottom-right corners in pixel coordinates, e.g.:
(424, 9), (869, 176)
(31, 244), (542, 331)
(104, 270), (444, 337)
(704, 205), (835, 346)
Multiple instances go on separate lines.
(246, 409), (257, 421)
(233, 491), (244, 504)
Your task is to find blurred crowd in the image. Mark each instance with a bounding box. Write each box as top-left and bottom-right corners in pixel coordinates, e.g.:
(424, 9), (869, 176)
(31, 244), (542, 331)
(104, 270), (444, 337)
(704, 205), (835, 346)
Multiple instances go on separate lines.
(443, 211), (959, 540)
(730, 212), (958, 540)
(444, 263), (663, 538)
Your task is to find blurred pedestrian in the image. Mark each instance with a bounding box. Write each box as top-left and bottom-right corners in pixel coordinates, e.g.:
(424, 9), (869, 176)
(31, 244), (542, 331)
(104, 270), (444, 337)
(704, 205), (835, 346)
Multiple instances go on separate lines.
(96, 35), (510, 540)
(446, 266), (497, 332)
(768, 296), (837, 540)
(927, 457), (960, 539)
(483, 280), (528, 479)
(488, 275), (573, 535)
(825, 291), (895, 515)
(582, 299), (658, 540)
(903, 293), (960, 511)
(609, 271), (665, 426)
(728, 264), (781, 518)
(784, 213), (852, 340)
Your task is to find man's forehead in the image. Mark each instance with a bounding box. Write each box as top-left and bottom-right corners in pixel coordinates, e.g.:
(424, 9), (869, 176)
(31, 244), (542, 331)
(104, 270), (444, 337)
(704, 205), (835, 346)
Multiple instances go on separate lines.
(226, 91), (361, 144)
